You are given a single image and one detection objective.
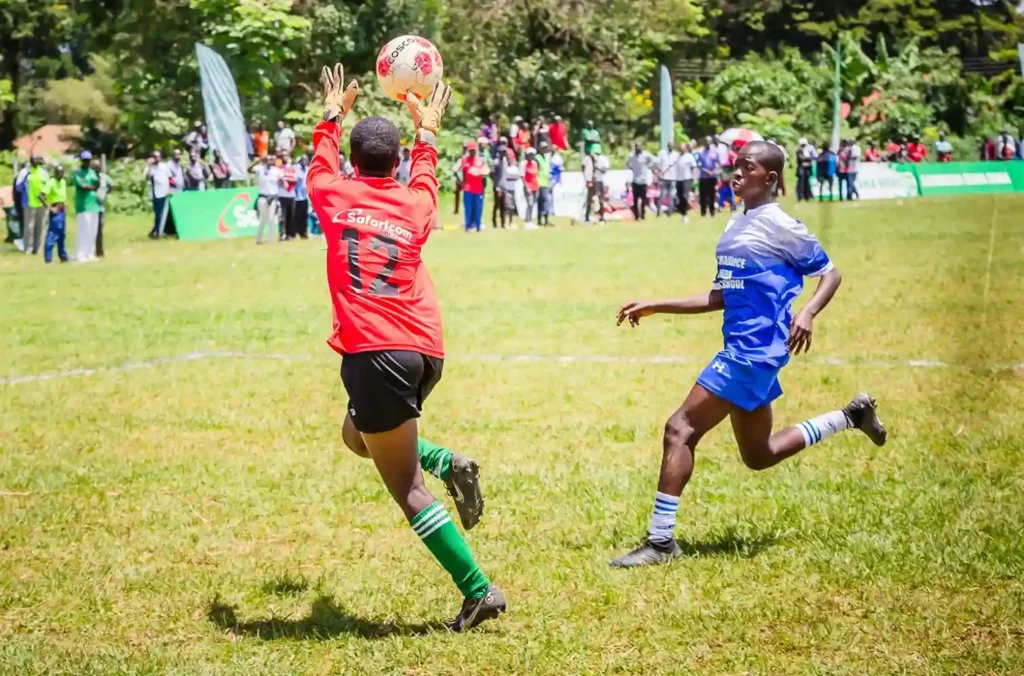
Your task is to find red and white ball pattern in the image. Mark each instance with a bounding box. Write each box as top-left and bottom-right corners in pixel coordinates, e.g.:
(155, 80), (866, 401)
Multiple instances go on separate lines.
(375, 35), (444, 102)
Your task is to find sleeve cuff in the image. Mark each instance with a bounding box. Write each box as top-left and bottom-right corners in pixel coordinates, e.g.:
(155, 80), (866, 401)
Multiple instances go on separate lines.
(806, 261), (834, 278)
(416, 130), (437, 147)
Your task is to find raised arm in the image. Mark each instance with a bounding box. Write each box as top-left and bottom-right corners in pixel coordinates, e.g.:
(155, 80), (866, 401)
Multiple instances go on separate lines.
(403, 82), (453, 221)
(308, 62), (359, 194)
(616, 289), (725, 327)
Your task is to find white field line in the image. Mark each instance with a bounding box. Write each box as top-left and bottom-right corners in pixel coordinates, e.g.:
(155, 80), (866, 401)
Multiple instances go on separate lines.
(1, 351), (1022, 388)
(981, 204), (998, 323)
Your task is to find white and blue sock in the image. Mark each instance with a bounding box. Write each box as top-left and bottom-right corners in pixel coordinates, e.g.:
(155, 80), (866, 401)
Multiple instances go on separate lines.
(647, 491), (680, 545)
(796, 410), (850, 448)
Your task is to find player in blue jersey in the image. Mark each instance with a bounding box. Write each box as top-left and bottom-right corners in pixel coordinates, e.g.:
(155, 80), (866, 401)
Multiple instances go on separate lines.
(610, 141), (887, 568)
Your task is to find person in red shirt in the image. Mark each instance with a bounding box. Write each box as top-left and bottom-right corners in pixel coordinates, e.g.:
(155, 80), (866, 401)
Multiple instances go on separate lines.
(523, 148), (540, 229)
(549, 115), (569, 151)
(308, 63), (506, 632)
(459, 141), (488, 231)
(906, 138), (927, 163)
(863, 141), (882, 162)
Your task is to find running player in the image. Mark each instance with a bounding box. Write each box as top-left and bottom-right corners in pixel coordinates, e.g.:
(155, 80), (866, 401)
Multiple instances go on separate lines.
(308, 64), (506, 630)
(611, 141), (887, 568)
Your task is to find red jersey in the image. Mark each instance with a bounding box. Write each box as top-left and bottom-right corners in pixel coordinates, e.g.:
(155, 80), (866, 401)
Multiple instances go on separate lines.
(461, 155), (486, 194)
(308, 121), (444, 358)
(549, 121), (568, 150)
(523, 159), (539, 191)
(907, 142), (927, 163)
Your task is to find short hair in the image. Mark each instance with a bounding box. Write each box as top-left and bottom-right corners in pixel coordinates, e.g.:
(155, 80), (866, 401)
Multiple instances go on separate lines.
(742, 140), (785, 176)
(350, 116), (400, 176)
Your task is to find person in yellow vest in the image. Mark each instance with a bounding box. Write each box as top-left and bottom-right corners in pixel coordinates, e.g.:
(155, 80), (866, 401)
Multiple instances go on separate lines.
(24, 156), (50, 255)
(39, 164), (69, 264)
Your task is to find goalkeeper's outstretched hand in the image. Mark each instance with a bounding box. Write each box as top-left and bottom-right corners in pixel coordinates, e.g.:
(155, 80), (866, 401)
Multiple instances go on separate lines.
(320, 63), (359, 123)
(405, 82), (453, 134)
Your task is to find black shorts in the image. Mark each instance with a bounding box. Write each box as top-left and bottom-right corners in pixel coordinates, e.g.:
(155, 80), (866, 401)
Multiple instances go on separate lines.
(341, 350), (444, 434)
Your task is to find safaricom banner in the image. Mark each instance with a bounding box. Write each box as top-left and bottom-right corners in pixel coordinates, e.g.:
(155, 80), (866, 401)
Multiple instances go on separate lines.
(169, 187), (260, 241)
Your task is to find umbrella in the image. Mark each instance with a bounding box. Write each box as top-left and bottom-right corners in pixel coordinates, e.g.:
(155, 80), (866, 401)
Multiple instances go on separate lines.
(719, 127), (764, 148)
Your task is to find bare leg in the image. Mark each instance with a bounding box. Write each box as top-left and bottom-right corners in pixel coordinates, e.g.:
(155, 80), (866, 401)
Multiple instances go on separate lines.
(730, 404), (808, 471)
(657, 384), (734, 495)
(342, 413), (370, 458)
(359, 418), (434, 520)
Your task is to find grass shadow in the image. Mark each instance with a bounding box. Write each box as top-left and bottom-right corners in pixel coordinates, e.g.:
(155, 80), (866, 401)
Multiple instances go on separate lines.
(207, 594), (444, 640)
(675, 528), (776, 559)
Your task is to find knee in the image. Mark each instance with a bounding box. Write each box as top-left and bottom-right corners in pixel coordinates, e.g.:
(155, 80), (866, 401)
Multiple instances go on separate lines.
(739, 445), (773, 471)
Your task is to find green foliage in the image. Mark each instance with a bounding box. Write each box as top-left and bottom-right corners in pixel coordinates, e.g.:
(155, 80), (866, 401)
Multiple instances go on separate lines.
(37, 56), (120, 128)
(101, 159), (154, 215)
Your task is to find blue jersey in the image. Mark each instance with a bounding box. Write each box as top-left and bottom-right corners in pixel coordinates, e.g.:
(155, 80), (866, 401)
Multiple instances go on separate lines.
(713, 203), (832, 365)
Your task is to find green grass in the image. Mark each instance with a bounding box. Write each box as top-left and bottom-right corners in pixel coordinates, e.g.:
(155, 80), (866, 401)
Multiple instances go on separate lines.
(2, 194), (1023, 674)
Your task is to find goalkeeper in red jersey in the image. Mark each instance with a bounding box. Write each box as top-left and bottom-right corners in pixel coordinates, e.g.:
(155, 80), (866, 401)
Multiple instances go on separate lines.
(308, 64), (506, 632)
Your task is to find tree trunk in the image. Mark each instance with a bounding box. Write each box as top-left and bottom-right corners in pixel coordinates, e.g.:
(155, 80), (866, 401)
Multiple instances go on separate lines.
(0, 42), (20, 149)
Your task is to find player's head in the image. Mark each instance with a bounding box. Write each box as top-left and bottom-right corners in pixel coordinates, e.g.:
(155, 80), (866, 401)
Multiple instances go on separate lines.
(731, 140), (784, 204)
(349, 116), (401, 178)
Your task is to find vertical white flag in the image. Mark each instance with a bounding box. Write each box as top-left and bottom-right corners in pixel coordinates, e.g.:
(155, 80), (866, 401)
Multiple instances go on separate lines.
(195, 43), (248, 180)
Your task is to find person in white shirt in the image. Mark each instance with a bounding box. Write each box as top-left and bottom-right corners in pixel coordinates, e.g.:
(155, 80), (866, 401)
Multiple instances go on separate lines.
(499, 149), (521, 229)
(655, 141), (681, 217)
(396, 147), (412, 185)
(274, 120), (296, 156)
(676, 141), (698, 223)
(144, 151), (171, 238)
(582, 145), (609, 224)
(250, 154), (283, 244)
(626, 140), (656, 220)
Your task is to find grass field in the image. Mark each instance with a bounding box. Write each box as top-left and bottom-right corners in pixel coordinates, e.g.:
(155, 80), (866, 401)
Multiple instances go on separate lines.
(2, 193), (1023, 675)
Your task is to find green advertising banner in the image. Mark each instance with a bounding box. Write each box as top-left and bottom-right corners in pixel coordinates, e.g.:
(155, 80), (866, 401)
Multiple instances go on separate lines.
(168, 187), (260, 241)
(904, 161), (1024, 197)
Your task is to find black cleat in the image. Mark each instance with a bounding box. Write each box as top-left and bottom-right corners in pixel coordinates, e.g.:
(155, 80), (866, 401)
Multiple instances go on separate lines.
(444, 453), (484, 530)
(610, 538), (682, 568)
(445, 584), (506, 632)
(843, 393), (887, 447)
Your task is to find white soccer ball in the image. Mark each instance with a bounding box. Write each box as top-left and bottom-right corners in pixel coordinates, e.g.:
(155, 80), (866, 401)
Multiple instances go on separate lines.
(375, 35), (444, 102)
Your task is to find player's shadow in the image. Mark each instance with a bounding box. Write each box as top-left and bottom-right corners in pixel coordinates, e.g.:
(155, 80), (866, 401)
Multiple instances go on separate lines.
(674, 529), (776, 559)
(206, 594), (443, 640)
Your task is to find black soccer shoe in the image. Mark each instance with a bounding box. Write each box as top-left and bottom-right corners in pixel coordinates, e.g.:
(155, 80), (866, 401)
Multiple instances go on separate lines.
(445, 584), (507, 633)
(609, 538), (682, 568)
(444, 453), (484, 531)
(843, 393), (888, 447)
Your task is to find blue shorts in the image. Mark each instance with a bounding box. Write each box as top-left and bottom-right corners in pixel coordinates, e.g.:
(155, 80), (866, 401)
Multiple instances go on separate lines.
(696, 351), (784, 412)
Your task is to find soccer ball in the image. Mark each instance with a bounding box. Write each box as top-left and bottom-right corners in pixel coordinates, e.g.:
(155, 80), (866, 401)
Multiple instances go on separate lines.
(375, 35), (444, 102)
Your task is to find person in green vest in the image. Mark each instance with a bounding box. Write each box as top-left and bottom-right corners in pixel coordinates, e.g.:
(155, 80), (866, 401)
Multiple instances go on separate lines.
(582, 120), (601, 155)
(73, 151), (101, 262)
(536, 141), (553, 226)
(24, 156), (50, 255)
(39, 164), (68, 264)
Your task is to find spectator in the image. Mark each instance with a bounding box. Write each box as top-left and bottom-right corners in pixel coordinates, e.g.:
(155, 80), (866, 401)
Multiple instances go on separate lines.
(522, 148), (540, 230)
(795, 138), (815, 202)
(184, 150), (212, 191)
(72, 151), (100, 262)
(396, 147), (412, 185)
(278, 153), (298, 240)
(935, 132), (953, 162)
(906, 137), (927, 163)
(863, 140), (882, 162)
(846, 138), (861, 200)
(92, 159), (113, 258)
(460, 140), (489, 232)
(767, 138), (788, 198)
(816, 143), (837, 201)
(210, 149), (231, 188)
(481, 115), (499, 145)
(144, 151), (170, 239)
(39, 164), (69, 263)
(490, 139), (508, 229)
(294, 154), (310, 240)
(655, 141), (680, 217)
(550, 115), (569, 151)
(274, 120), (296, 156)
(169, 149), (185, 194)
(451, 141), (467, 215)
(696, 136), (720, 217)
(250, 154), (282, 245)
(338, 151), (355, 178)
(183, 121), (209, 157)
(998, 130), (1017, 161)
(718, 142), (740, 212)
(582, 144), (608, 224)
(979, 136), (995, 161)
(254, 123), (270, 159)
(514, 121), (532, 159)
(582, 120), (601, 155)
(626, 140), (655, 220)
(676, 140), (697, 223)
(509, 116), (522, 144)
(715, 132), (732, 173)
(245, 123), (255, 159)
(12, 161), (29, 248)
(24, 156), (49, 255)
(500, 148), (521, 229)
(533, 117), (551, 149)
(885, 139), (902, 162)
(837, 140), (850, 200)
(536, 141), (553, 227)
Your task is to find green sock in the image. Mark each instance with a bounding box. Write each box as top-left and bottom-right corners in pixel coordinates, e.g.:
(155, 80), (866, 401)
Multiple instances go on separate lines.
(417, 437), (452, 480)
(411, 501), (490, 599)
